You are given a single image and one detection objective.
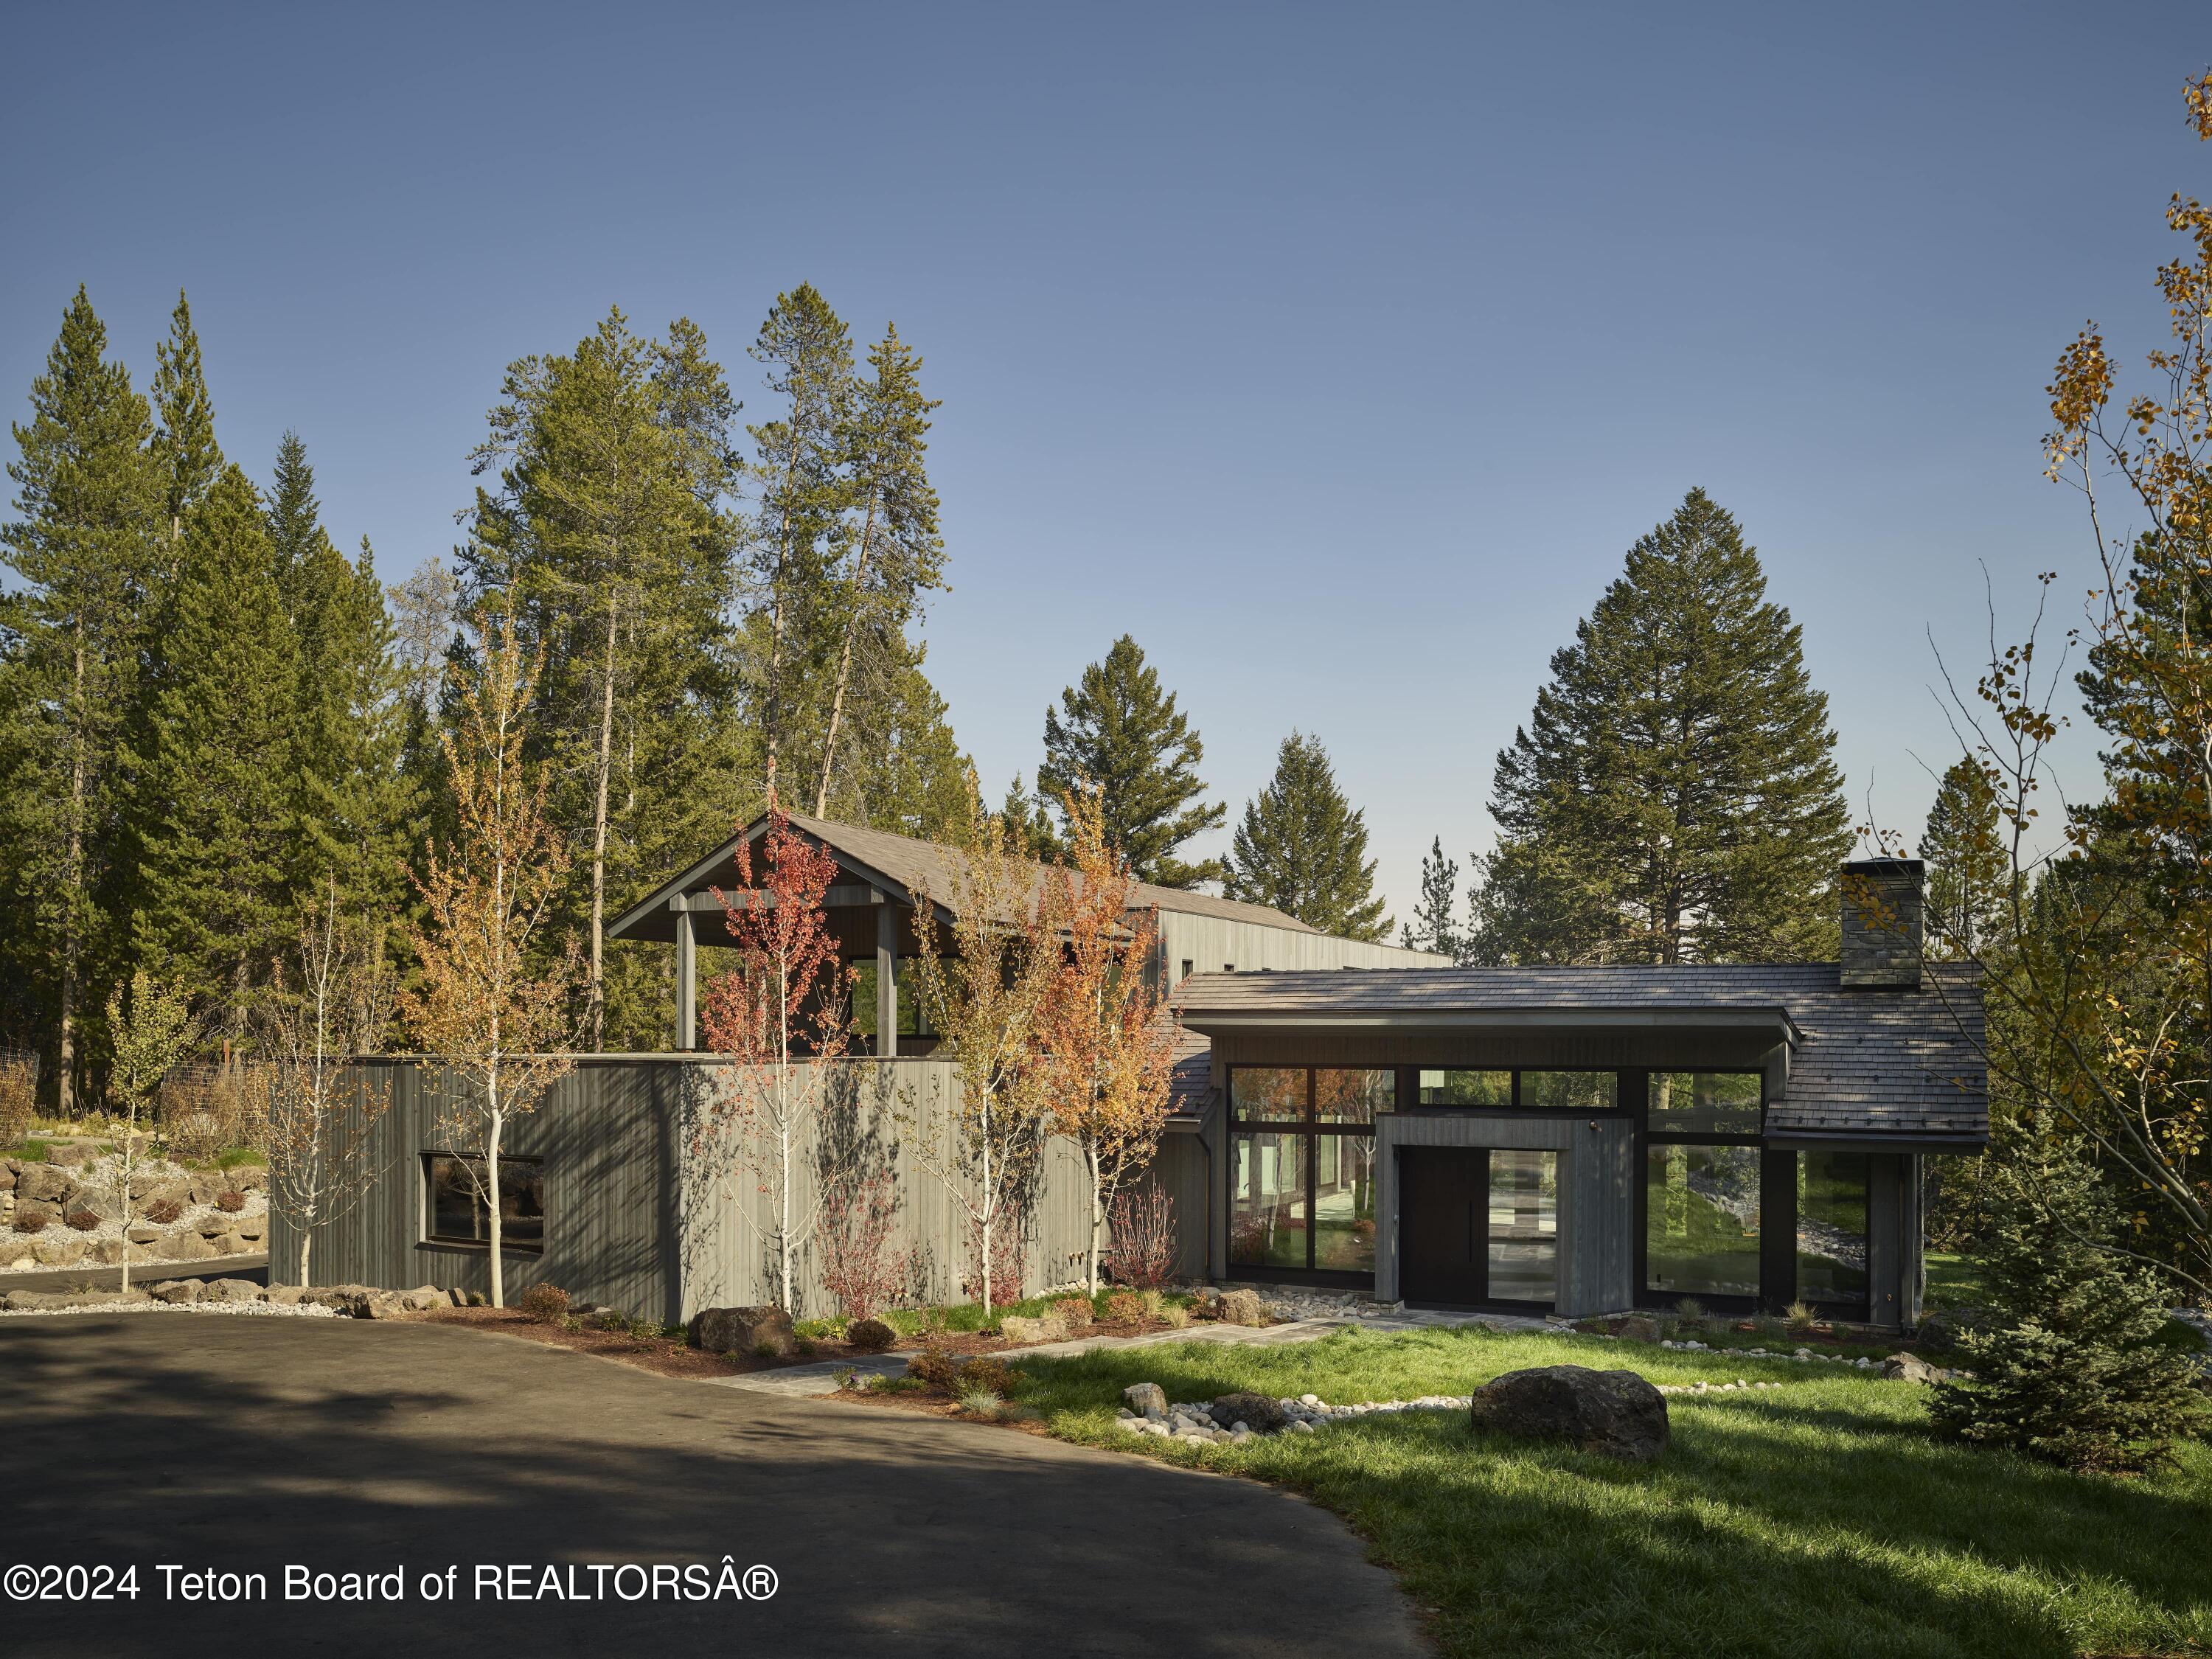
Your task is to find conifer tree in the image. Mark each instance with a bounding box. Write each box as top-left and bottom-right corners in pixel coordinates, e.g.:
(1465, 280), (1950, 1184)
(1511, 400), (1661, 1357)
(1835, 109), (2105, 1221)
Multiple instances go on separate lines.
(1401, 837), (1467, 960)
(1467, 490), (1851, 964)
(1920, 757), (2008, 956)
(1930, 1138), (2207, 1474)
(131, 464), (301, 1034)
(150, 291), (220, 544)
(1223, 732), (1390, 940)
(465, 307), (740, 1048)
(0, 288), (164, 1112)
(1039, 636), (1224, 888)
(268, 435), (417, 925)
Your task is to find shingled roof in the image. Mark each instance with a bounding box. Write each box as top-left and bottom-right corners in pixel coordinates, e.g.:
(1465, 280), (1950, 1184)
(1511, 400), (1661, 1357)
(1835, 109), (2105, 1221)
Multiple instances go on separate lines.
(608, 811), (1321, 944)
(1172, 962), (1986, 1142)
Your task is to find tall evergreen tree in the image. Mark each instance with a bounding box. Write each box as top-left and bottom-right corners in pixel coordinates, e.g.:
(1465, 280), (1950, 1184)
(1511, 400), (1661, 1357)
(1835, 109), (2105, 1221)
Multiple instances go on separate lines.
(812, 322), (947, 819)
(150, 291), (220, 544)
(0, 289), (164, 1111)
(266, 434), (417, 925)
(1038, 636), (1224, 888)
(1921, 757), (2008, 956)
(1223, 732), (1390, 940)
(1467, 490), (1851, 964)
(1401, 836), (1467, 960)
(130, 464), (301, 1035)
(465, 307), (742, 1048)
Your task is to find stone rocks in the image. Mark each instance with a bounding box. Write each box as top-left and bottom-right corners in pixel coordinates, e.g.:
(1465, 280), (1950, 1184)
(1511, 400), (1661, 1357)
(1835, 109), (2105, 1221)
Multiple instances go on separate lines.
(845, 1317), (897, 1353)
(47, 1143), (97, 1167)
(690, 1304), (793, 1357)
(165, 1232), (219, 1262)
(359, 1291), (410, 1320)
(1123, 1382), (1168, 1419)
(209, 1233), (251, 1257)
(3, 1287), (145, 1312)
(1214, 1287), (1266, 1327)
(126, 1226), (162, 1245)
(203, 1279), (263, 1304)
(1615, 1315), (1662, 1343)
(998, 1312), (1068, 1346)
(1882, 1352), (1964, 1385)
(262, 1284), (306, 1307)
(30, 1236), (86, 1267)
(15, 1164), (69, 1204)
(1468, 1365), (1671, 1462)
(147, 1280), (202, 1305)
(1211, 1391), (1288, 1433)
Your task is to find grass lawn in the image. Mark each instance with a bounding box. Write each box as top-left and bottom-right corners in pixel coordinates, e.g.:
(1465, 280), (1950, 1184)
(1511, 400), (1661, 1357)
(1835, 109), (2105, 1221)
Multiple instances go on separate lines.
(1010, 1326), (2212, 1659)
(1925, 1252), (1991, 1310)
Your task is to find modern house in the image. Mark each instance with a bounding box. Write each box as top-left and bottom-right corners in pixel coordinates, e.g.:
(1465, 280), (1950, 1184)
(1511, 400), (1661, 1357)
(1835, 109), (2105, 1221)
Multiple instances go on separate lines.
(1172, 858), (1986, 1329)
(285, 826), (1980, 1335)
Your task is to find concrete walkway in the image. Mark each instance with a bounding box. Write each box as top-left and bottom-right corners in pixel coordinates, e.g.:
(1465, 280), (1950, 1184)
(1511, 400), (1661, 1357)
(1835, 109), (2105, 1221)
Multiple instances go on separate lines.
(0, 1313), (1424, 1659)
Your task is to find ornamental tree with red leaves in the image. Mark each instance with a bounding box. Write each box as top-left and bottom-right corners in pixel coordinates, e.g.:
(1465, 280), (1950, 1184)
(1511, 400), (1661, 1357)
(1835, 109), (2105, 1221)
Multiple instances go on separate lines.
(698, 810), (854, 1311)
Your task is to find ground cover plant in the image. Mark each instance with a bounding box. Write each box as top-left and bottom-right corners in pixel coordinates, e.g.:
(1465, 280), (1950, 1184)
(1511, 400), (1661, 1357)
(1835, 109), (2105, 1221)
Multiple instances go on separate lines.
(1007, 1324), (2212, 1659)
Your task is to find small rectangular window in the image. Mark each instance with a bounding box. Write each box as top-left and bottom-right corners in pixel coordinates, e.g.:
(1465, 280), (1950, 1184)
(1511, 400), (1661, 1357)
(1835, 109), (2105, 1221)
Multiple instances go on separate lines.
(1314, 1068), (1394, 1124)
(424, 1153), (544, 1251)
(1180, 960), (1194, 981)
(1648, 1071), (1761, 1135)
(1520, 1071), (1618, 1110)
(1418, 1068), (1512, 1107)
(1222, 962), (1235, 973)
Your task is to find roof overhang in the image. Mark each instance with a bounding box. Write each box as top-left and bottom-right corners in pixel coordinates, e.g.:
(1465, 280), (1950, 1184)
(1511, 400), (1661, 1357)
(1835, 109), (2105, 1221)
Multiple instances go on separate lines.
(1175, 1005), (1803, 1043)
(1764, 1129), (1990, 1152)
(605, 815), (946, 945)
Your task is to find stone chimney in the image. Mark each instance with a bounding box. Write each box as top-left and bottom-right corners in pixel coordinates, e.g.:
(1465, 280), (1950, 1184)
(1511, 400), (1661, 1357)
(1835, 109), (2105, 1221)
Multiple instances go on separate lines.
(1839, 858), (1924, 990)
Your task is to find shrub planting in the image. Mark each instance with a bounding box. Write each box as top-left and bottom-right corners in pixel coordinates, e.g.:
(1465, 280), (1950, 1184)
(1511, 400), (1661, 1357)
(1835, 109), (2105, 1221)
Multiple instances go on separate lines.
(518, 1283), (569, 1324)
(214, 1189), (246, 1214)
(11, 1211), (48, 1234)
(1105, 1290), (1144, 1324)
(63, 1208), (98, 1231)
(145, 1197), (183, 1225)
(1052, 1296), (1094, 1330)
(846, 1316), (897, 1352)
(956, 1388), (1004, 1417)
(1105, 1187), (1177, 1290)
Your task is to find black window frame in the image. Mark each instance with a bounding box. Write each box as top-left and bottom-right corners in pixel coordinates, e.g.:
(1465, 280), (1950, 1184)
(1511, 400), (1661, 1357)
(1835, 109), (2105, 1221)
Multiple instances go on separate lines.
(1226, 1065), (1389, 1284)
(421, 1151), (546, 1254)
(1411, 1066), (1632, 1113)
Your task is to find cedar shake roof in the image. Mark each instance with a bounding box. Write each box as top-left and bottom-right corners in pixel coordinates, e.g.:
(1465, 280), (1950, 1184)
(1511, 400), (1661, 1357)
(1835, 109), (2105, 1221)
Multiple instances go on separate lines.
(1172, 962), (1987, 1143)
(608, 812), (1322, 945)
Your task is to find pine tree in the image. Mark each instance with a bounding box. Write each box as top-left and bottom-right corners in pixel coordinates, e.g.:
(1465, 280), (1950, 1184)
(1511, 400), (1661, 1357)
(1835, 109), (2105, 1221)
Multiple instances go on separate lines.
(812, 323), (948, 818)
(1930, 1138), (2208, 1474)
(1223, 732), (1390, 940)
(1467, 490), (1851, 964)
(267, 435), (418, 926)
(1402, 837), (1467, 960)
(464, 307), (740, 1048)
(1038, 636), (1225, 888)
(150, 291), (220, 544)
(1921, 757), (2008, 956)
(0, 288), (164, 1112)
(131, 464), (302, 1035)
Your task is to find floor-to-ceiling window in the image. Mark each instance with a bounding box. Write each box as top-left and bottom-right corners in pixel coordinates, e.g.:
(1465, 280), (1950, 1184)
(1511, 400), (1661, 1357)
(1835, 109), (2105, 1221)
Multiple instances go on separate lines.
(1230, 1068), (1387, 1279)
(1643, 1071), (1764, 1302)
(1795, 1150), (1870, 1311)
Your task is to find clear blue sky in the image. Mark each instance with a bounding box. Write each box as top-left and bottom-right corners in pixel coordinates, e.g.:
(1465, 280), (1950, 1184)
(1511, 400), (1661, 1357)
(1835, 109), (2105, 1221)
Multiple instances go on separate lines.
(4, 3), (2203, 922)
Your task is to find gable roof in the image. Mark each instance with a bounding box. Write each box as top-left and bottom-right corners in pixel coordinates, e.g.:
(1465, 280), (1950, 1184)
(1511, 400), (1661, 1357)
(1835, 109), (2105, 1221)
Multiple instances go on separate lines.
(1172, 962), (1987, 1143)
(607, 811), (1325, 945)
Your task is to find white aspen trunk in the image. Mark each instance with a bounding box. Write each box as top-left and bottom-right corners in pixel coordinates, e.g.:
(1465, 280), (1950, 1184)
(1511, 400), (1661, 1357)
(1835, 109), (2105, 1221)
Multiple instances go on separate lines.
(813, 489), (880, 818)
(1087, 1140), (1104, 1295)
(297, 1221), (313, 1289)
(979, 1084), (995, 1317)
(487, 1093), (505, 1309)
(588, 594), (617, 1050)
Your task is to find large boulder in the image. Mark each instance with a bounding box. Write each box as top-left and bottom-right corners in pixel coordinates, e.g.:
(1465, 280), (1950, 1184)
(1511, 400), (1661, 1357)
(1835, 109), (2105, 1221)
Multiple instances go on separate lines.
(1212, 1391), (1289, 1433)
(998, 1312), (1068, 1346)
(15, 1164), (69, 1204)
(30, 1235), (86, 1267)
(1214, 1287), (1267, 1327)
(228, 1165), (268, 1192)
(690, 1304), (794, 1356)
(48, 1143), (97, 1167)
(1882, 1352), (1965, 1385)
(147, 1280), (203, 1305)
(1469, 1366), (1670, 1462)
(201, 1278), (264, 1304)
(164, 1231), (220, 1262)
(1123, 1382), (1168, 1419)
(1615, 1315), (1662, 1344)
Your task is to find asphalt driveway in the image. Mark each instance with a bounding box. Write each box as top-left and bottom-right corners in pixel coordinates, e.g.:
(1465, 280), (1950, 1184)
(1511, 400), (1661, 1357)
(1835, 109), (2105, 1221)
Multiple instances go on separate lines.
(0, 1315), (1423, 1659)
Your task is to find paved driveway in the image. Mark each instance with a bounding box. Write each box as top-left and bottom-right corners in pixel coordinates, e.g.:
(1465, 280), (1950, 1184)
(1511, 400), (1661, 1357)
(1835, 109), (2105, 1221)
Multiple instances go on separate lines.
(0, 1315), (1423, 1659)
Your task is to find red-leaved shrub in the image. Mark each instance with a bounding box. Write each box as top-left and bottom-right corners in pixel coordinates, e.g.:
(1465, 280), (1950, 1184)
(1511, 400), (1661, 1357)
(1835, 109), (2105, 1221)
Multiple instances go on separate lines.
(11, 1211), (49, 1234)
(1105, 1187), (1176, 1290)
(63, 1208), (99, 1232)
(215, 1189), (246, 1214)
(145, 1197), (183, 1225)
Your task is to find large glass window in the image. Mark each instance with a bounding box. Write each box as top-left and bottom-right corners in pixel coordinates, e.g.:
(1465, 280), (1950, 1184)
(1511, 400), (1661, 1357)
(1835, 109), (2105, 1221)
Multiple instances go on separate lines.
(1231, 1068), (1307, 1122)
(1797, 1151), (1870, 1306)
(425, 1153), (544, 1251)
(1228, 1067), (1381, 1276)
(1231, 1133), (1308, 1270)
(1418, 1068), (1511, 1106)
(1644, 1144), (1760, 1298)
(1521, 1071), (1617, 1110)
(1649, 1071), (1762, 1135)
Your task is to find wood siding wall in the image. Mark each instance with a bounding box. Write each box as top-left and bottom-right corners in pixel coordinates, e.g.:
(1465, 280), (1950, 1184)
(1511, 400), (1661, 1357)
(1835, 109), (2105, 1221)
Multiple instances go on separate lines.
(1156, 914), (1444, 979)
(271, 1057), (1210, 1319)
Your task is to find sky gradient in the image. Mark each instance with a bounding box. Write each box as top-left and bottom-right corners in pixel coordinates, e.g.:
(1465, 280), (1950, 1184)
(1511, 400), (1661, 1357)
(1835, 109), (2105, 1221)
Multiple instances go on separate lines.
(4, 3), (2205, 923)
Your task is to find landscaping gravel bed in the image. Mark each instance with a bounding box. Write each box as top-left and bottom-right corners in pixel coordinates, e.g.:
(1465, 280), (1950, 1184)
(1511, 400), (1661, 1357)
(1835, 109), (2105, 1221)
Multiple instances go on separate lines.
(0, 1298), (336, 1320)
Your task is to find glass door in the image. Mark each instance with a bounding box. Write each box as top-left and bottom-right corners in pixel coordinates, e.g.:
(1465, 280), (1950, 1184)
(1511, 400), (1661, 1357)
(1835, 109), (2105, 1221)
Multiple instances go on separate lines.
(1399, 1148), (1559, 1309)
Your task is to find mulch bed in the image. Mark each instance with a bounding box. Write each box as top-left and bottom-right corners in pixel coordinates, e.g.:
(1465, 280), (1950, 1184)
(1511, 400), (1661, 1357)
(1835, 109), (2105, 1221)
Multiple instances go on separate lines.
(416, 1304), (1222, 1382)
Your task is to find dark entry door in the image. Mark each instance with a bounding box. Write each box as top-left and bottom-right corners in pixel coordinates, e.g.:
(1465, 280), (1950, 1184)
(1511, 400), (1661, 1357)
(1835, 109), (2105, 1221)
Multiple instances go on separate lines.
(1399, 1149), (1489, 1306)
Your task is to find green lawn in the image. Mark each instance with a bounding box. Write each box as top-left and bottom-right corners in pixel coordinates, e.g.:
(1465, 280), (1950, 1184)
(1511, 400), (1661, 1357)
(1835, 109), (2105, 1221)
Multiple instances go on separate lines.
(1924, 1252), (1990, 1310)
(1012, 1326), (2212, 1659)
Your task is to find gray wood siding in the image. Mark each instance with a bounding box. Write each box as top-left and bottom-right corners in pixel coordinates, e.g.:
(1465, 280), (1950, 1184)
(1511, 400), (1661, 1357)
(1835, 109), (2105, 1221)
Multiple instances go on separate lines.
(272, 1057), (1211, 1318)
(1372, 1113), (1635, 1317)
(1157, 914), (1444, 978)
